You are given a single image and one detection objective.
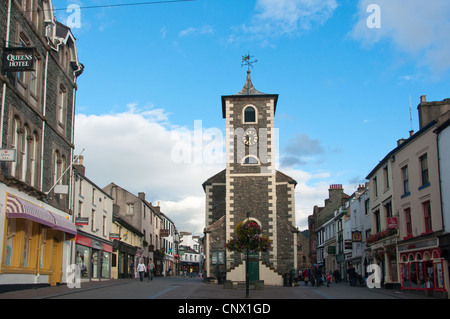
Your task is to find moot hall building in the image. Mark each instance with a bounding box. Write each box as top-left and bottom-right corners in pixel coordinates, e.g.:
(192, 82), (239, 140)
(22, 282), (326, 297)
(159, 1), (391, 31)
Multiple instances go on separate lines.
(203, 70), (299, 286)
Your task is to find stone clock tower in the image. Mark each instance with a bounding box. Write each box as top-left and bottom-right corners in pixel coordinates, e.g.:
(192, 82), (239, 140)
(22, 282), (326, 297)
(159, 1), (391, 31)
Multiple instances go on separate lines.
(203, 70), (298, 286)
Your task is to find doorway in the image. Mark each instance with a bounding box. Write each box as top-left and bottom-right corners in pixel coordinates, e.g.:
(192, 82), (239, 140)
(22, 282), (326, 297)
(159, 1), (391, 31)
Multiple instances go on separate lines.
(247, 252), (259, 282)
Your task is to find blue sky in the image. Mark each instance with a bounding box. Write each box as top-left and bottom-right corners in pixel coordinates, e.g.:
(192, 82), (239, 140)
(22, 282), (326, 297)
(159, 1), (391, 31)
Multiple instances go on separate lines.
(55, 0), (450, 234)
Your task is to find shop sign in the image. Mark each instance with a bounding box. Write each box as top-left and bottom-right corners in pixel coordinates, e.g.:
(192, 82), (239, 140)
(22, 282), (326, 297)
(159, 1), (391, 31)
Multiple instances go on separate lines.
(103, 244), (113, 253)
(0, 149), (16, 162)
(3, 47), (35, 72)
(387, 217), (398, 229)
(109, 233), (120, 240)
(160, 229), (169, 237)
(76, 235), (91, 247)
(352, 231), (362, 242)
(75, 217), (89, 226)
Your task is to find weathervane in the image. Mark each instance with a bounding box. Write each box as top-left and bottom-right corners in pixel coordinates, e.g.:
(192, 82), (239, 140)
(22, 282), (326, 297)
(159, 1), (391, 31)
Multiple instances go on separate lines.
(241, 53), (258, 70)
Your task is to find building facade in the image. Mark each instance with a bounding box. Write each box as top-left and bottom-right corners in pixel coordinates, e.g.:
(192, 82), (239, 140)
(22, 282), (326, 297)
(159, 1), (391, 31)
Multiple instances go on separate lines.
(308, 184), (349, 267)
(110, 214), (143, 279)
(345, 184), (371, 281)
(203, 71), (299, 286)
(72, 157), (114, 281)
(394, 96), (449, 297)
(0, 0), (82, 291)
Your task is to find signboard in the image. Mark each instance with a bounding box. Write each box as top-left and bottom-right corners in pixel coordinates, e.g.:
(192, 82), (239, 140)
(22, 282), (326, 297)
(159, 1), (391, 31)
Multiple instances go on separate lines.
(352, 231), (362, 242)
(327, 245), (336, 255)
(387, 217), (398, 229)
(75, 217), (89, 226)
(54, 184), (69, 194)
(3, 47), (35, 72)
(160, 229), (169, 237)
(109, 233), (120, 240)
(0, 149), (16, 162)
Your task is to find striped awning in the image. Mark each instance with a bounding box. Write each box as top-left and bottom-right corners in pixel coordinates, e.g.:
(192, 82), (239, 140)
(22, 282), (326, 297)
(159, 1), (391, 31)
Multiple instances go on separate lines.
(50, 212), (77, 235)
(6, 195), (77, 235)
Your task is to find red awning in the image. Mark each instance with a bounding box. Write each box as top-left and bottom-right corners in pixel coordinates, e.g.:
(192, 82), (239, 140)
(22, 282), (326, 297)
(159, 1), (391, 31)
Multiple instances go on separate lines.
(6, 194), (77, 235)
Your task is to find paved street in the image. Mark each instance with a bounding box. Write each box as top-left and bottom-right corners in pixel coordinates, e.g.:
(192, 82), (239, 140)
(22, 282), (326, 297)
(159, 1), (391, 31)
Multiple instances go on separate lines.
(0, 276), (435, 300)
(0, 277), (436, 317)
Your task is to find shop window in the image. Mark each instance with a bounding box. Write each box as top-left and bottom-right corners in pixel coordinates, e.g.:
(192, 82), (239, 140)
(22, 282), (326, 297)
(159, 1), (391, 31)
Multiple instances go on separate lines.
(433, 261), (444, 289)
(3, 218), (39, 269)
(39, 228), (47, 269)
(4, 218), (16, 266)
(76, 245), (90, 278)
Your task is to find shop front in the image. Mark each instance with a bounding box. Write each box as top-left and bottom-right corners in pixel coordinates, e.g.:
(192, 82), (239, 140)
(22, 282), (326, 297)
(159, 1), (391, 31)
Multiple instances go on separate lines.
(75, 234), (113, 281)
(398, 238), (447, 298)
(0, 193), (77, 291)
(112, 240), (138, 279)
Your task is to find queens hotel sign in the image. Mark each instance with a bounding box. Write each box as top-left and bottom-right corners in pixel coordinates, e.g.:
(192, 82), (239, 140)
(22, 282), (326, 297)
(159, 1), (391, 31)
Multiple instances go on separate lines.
(2, 47), (35, 73)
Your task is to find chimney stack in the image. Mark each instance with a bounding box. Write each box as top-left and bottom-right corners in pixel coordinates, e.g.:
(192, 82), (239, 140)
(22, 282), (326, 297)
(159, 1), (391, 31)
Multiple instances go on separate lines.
(74, 155), (85, 175)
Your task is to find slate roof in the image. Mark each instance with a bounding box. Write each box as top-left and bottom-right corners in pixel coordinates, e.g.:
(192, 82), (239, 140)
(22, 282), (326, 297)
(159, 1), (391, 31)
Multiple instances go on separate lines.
(221, 70), (279, 118)
(202, 169), (297, 190)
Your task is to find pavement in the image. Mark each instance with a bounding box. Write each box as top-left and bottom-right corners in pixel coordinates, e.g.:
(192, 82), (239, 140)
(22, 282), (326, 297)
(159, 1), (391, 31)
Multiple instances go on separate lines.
(0, 277), (438, 300)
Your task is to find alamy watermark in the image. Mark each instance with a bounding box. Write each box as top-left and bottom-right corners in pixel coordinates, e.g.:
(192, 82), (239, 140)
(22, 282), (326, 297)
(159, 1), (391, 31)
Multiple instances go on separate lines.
(66, 4), (81, 29)
(366, 264), (382, 288)
(66, 264), (81, 289)
(170, 120), (279, 172)
(366, 4), (381, 29)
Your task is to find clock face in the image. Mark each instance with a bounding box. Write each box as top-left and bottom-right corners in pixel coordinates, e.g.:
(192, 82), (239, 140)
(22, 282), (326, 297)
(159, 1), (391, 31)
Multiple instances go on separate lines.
(243, 129), (258, 146)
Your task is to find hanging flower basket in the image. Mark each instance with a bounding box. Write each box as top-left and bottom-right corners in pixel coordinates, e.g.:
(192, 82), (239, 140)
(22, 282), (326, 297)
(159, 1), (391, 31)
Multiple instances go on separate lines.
(366, 228), (397, 244)
(225, 220), (271, 253)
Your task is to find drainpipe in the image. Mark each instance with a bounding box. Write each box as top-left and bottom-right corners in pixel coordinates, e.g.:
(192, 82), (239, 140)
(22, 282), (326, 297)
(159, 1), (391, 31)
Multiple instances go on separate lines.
(39, 51), (49, 192)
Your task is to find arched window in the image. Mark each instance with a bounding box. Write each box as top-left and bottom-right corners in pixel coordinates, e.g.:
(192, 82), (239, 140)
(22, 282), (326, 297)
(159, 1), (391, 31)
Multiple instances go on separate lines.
(242, 155), (259, 165)
(53, 150), (61, 186)
(30, 132), (39, 187)
(21, 125), (31, 181)
(243, 106), (256, 123)
(11, 117), (21, 177)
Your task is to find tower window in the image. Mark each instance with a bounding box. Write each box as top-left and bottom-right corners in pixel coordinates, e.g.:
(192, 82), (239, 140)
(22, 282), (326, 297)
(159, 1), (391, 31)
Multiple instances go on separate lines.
(242, 156), (259, 165)
(244, 106), (256, 123)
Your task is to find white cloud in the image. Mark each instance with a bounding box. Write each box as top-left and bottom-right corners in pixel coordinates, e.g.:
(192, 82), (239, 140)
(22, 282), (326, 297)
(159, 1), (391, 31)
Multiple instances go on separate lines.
(74, 105), (223, 234)
(350, 0), (450, 72)
(235, 0), (337, 40)
(178, 25), (215, 38)
(255, 0), (338, 32)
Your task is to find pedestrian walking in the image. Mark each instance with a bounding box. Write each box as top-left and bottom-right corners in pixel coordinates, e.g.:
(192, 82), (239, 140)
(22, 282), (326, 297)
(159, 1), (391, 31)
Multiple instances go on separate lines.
(314, 265), (322, 287)
(137, 260), (147, 282)
(303, 269), (309, 286)
(148, 258), (155, 282)
(326, 271), (332, 287)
